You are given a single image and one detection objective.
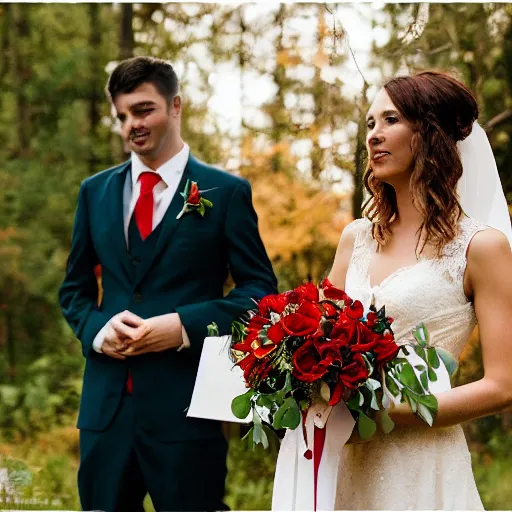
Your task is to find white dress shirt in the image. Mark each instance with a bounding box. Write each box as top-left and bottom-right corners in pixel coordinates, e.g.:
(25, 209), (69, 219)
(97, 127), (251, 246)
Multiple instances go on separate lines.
(93, 143), (191, 353)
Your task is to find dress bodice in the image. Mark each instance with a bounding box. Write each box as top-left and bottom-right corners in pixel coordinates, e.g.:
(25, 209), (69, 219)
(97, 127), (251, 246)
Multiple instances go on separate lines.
(345, 216), (488, 360)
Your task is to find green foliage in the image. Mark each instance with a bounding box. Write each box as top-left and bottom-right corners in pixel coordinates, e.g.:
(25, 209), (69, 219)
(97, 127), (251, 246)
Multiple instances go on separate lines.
(225, 426), (277, 511)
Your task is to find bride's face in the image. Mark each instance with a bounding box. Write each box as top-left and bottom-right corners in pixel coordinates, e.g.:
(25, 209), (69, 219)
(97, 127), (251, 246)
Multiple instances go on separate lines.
(366, 88), (415, 184)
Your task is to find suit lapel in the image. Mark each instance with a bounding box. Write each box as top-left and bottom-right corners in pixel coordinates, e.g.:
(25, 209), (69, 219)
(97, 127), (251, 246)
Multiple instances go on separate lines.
(133, 155), (197, 288)
(105, 160), (133, 283)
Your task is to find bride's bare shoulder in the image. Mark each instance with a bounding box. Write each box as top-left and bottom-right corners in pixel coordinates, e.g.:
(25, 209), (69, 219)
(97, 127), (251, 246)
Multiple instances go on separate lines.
(329, 218), (370, 288)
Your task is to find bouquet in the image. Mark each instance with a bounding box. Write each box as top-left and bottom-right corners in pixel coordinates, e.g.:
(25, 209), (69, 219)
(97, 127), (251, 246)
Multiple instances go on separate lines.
(226, 278), (457, 448)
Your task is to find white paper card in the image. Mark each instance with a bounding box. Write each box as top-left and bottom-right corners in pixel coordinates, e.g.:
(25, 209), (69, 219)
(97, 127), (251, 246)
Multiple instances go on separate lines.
(187, 336), (251, 423)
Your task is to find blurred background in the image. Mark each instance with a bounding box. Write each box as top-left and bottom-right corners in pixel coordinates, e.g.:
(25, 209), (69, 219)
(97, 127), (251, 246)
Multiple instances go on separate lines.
(0, 2), (511, 510)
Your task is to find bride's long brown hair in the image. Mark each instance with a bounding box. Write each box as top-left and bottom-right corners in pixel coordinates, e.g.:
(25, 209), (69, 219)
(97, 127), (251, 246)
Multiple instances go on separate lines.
(363, 71), (479, 255)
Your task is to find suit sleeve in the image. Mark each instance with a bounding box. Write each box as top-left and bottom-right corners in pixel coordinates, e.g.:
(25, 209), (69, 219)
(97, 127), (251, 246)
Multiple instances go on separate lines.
(59, 181), (110, 358)
(175, 179), (278, 357)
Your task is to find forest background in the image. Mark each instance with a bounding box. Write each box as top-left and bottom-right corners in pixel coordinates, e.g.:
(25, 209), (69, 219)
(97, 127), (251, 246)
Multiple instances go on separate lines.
(1, 2), (511, 510)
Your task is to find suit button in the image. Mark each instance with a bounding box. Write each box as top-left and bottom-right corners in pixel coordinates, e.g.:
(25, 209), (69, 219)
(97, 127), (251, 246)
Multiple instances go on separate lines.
(131, 256), (141, 265)
(133, 292), (143, 302)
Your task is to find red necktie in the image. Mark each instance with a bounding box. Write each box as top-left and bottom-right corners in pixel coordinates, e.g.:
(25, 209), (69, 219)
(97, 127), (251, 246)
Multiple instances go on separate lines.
(134, 171), (162, 240)
(126, 171), (161, 394)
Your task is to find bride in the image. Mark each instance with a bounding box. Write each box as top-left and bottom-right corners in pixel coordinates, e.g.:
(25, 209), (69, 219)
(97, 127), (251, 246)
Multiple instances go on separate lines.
(272, 71), (512, 510)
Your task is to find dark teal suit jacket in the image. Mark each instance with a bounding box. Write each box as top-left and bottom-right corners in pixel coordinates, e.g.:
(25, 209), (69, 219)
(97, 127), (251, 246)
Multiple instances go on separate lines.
(59, 154), (277, 442)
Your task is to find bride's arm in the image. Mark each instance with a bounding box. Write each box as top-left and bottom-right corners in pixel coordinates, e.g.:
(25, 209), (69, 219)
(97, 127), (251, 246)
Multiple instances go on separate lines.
(389, 228), (512, 429)
(327, 220), (359, 290)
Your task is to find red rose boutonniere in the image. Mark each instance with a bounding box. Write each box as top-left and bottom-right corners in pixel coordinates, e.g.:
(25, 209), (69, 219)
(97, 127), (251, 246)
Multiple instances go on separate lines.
(176, 179), (214, 219)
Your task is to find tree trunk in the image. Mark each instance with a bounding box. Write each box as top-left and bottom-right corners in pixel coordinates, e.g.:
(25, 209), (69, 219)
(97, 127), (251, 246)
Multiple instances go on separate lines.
(270, 5), (287, 173)
(352, 83), (368, 220)
(113, 3), (134, 159)
(0, 4), (11, 81)
(6, 308), (15, 382)
(311, 5), (326, 180)
(11, 4), (31, 157)
(89, 3), (102, 175)
(120, 3), (134, 60)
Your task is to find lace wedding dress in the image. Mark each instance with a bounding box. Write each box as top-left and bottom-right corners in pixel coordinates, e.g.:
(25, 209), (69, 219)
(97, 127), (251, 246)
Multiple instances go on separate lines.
(273, 216), (485, 511)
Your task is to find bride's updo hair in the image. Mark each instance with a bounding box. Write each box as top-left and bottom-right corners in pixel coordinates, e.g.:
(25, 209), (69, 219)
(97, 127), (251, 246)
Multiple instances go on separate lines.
(363, 71), (479, 254)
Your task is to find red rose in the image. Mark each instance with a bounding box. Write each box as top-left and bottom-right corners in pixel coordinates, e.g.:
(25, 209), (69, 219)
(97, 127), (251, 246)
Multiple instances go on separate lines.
(321, 278), (353, 304)
(351, 322), (380, 353)
(328, 381), (344, 406)
(258, 293), (288, 316)
(238, 352), (257, 380)
(340, 353), (369, 388)
(295, 283), (319, 302)
(292, 339), (329, 382)
(346, 300), (364, 320)
(322, 302), (338, 318)
(232, 329), (259, 352)
(267, 322), (287, 344)
(331, 312), (358, 346)
(366, 311), (378, 328)
(314, 336), (343, 362)
(247, 315), (268, 333)
(297, 301), (322, 322)
(373, 333), (400, 366)
(187, 182), (201, 205)
(239, 353), (272, 382)
(283, 290), (300, 304)
(282, 312), (320, 337)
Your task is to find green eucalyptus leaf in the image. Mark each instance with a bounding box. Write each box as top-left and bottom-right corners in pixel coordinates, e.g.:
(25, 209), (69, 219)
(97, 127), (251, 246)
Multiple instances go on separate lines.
(365, 378), (381, 391)
(397, 363), (424, 394)
(436, 347), (458, 376)
(262, 424), (280, 451)
(427, 367), (438, 382)
(427, 348), (440, 369)
(412, 323), (429, 346)
(417, 393), (438, 409)
(273, 397), (301, 430)
(243, 426), (254, 449)
(358, 412), (377, 440)
(231, 389), (253, 419)
(231, 321), (248, 342)
(207, 322), (220, 336)
(385, 374), (400, 397)
(379, 409), (395, 434)
(420, 371), (428, 390)
(413, 345), (428, 363)
(370, 390), (380, 411)
(257, 394), (276, 409)
(403, 391), (418, 413)
(283, 372), (293, 394)
(253, 424), (269, 449)
(346, 391), (362, 411)
(417, 403), (435, 426)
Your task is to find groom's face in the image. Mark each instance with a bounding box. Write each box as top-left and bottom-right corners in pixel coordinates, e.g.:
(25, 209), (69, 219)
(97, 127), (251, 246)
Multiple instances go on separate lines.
(114, 82), (181, 160)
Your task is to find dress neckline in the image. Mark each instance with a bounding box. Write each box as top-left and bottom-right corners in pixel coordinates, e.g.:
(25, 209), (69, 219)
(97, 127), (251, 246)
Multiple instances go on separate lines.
(367, 258), (430, 291)
(365, 232), (432, 290)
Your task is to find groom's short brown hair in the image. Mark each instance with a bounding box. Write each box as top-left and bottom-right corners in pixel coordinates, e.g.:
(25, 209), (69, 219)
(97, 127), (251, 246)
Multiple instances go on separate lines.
(106, 56), (179, 104)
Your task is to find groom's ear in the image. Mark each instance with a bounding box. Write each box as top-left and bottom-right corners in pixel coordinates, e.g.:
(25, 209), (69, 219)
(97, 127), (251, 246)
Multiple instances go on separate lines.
(169, 95), (182, 117)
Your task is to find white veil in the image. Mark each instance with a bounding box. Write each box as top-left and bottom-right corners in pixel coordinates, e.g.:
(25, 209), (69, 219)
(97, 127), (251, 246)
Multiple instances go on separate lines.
(457, 122), (512, 249)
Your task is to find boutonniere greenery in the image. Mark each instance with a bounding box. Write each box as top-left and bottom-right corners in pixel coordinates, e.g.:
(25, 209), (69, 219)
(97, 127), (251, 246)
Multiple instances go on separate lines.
(176, 179), (214, 219)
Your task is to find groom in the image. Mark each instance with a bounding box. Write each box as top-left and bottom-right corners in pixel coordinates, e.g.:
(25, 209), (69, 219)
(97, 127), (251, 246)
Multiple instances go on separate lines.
(59, 56), (277, 512)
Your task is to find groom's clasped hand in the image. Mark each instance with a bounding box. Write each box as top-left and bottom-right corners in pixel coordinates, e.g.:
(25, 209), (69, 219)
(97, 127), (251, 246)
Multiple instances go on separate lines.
(102, 310), (183, 359)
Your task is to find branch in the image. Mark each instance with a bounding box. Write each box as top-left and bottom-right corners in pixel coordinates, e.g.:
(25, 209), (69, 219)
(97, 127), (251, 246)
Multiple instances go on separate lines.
(324, 4), (369, 87)
(484, 109), (512, 132)
(426, 42), (452, 56)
